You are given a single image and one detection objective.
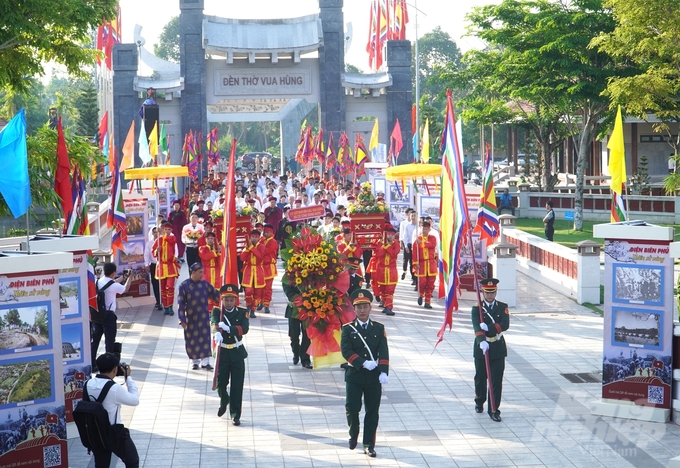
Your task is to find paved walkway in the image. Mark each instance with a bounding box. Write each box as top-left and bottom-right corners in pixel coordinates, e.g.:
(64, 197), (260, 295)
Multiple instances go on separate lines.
(67, 264), (680, 467)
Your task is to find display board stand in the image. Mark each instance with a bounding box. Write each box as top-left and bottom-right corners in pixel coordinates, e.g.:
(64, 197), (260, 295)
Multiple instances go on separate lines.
(592, 221), (674, 423)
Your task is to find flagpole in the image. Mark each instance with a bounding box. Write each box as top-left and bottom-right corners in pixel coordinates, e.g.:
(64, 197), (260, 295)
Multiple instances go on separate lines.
(25, 212), (31, 255)
(466, 224), (497, 414)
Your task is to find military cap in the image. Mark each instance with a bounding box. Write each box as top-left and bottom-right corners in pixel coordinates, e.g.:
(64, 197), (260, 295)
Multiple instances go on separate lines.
(480, 278), (500, 292)
(347, 257), (362, 269)
(220, 284), (239, 298)
(350, 288), (373, 305)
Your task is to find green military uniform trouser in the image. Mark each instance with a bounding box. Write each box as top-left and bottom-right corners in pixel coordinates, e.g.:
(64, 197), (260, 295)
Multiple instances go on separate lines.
(345, 380), (382, 448)
(217, 357), (245, 420)
(474, 356), (505, 415)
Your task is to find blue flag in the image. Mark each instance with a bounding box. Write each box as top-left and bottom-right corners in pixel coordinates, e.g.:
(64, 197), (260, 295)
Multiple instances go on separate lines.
(0, 109), (31, 218)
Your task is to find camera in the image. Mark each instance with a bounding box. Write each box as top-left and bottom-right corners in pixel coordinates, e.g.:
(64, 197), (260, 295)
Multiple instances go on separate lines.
(116, 363), (130, 377)
(123, 269), (132, 276)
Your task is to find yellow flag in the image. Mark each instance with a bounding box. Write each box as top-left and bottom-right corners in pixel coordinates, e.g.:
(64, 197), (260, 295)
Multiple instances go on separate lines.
(148, 122), (159, 161)
(607, 106), (626, 195)
(421, 119), (430, 164)
(369, 119), (379, 151)
(120, 121), (135, 172)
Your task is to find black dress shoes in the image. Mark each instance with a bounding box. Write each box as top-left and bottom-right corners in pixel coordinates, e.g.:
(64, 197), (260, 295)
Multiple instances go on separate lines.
(202, 364), (214, 370)
(302, 362), (313, 369)
(417, 297), (423, 306)
(293, 356), (300, 365)
(192, 364), (199, 370)
(475, 405), (483, 413)
(348, 438), (358, 450)
(424, 303), (433, 309)
(257, 303), (264, 311)
(232, 418), (241, 426)
(490, 412), (502, 422)
(383, 308), (395, 316)
(250, 310), (257, 318)
(401, 272), (406, 280)
(217, 406), (226, 417)
(364, 447), (377, 457)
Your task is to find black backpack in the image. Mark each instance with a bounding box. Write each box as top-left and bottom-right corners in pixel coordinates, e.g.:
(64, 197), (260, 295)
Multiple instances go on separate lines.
(73, 380), (118, 453)
(91, 279), (115, 323)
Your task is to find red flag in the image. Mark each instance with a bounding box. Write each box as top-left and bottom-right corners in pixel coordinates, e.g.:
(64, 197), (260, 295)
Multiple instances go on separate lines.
(75, 372), (85, 381)
(55, 117), (73, 219)
(98, 112), (108, 151)
(221, 139), (238, 284)
(389, 119), (403, 166)
(653, 359), (664, 370)
(45, 413), (58, 424)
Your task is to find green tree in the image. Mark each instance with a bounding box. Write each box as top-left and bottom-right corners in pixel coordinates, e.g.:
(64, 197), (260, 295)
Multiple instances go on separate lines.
(447, 0), (629, 229)
(0, 315), (4, 329)
(154, 16), (180, 63)
(5, 309), (20, 328)
(34, 308), (48, 337)
(415, 27), (462, 108)
(72, 80), (99, 138)
(345, 64), (363, 74)
(0, 0), (118, 92)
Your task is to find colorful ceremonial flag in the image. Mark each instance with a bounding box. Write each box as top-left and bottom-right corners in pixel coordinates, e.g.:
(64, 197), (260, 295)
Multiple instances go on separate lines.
(95, 7), (121, 70)
(438, 89), (470, 345)
(222, 138), (239, 284)
(608, 105), (627, 222)
(355, 134), (368, 178)
(394, 0), (409, 40)
(369, 119), (379, 153)
(473, 143), (499, 243)
(0, 109), (31, 218)
(326, 132), (336, 170)
(87, 253), (98, 314)
(186, 131), (199, 180)
(148, 122), (159, 164)
(98, 112), (109, 153)
(160, 123), (169, 164)
(55, 117), (73, 219)
(314, 128), (326, 164)
(108, 157), (127, 255)
(66, 168), (90, 236)
(421, 118), (430, 164)
(389, 119), (403, 166)
(138, 125), (151, 166)
(120, 121), (135, 172)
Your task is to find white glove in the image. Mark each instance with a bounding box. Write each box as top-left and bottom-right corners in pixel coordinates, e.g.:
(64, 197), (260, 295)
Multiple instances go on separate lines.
(480, 323), (488, 332)
(218, 323), (230, 333)
(213, 332), (223, 345)
(479, 341), (490, 355)
(379, 372), (389, 385)
(362, 360), (378, 371)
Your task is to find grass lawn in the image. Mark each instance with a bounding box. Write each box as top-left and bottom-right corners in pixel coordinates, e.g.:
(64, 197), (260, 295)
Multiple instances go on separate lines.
(515, 218), (680, 250)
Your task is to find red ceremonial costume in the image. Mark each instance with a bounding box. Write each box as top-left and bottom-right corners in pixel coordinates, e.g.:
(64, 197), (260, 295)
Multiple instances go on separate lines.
(239, 239), (266, 310)
(260, 234), (279, 308)
(413, 233), (438, 303)
(153, 232), (180, 307)
(337, 237), (363, 263)
(366, 239), (381, 299)
(374, 238), (400, 310)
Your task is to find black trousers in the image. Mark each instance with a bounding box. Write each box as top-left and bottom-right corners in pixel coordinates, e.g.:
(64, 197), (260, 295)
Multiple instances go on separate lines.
(346, 380), (382, 449)
(402, 244), (413, 277)
(545, 225), (554, 241)
(288, 318), (310, 364)
(149, 263), (160, 306)
(92, 427), (139, 468)
(217, 358), (246, 420)
(186, 246), (199, 268)
(362, 250), (373, 284)
(91, 312), (117, 367)
(474, 356), (505, 415)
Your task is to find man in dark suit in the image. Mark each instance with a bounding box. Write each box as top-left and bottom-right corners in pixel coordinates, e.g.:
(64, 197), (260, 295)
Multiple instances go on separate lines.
(283, 282), (312, 369)
(341, 289), (390, 458)
(347, 257), (364, 296)
(212, 284), (250, 426)
(471, 278), (510, 422)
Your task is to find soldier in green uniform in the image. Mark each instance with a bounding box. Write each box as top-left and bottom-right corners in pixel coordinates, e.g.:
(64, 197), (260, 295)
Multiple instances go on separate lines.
(341, 289), (389, 458)
(471, 278), (509, 422)
(283, 282), (312, 368)
(211, 284), (249, 426)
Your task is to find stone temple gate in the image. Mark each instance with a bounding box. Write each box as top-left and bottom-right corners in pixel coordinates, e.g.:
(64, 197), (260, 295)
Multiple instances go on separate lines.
(111, 0), (413, 176)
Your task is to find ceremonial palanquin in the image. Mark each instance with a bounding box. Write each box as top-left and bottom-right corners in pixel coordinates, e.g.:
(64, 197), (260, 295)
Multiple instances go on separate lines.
(281, 226), (355, 368)
(348, 182), (389, 249)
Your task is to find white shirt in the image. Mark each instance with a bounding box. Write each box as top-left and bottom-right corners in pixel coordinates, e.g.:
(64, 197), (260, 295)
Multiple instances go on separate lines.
(96, 277), (125, 312)
(182, 222), (205, 246)
(400, 220), (416, 246)
(335, 195), (348, 208)
(144, 237), (157, 265)
(85, 376), (139, 425)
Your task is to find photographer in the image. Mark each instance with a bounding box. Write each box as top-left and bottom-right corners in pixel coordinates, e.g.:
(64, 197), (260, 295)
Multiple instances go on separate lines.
(91, 262), (132, 372)
(85, 353), (139, 467)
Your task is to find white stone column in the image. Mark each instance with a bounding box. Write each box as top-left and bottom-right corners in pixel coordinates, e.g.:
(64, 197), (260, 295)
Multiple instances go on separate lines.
(575, 240), (601, 304)
(489, 242), (517, 307)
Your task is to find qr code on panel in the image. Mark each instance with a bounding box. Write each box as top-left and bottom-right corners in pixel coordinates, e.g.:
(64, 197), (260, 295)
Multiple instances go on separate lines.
(648, 385), (664, 405)
(44, 444), (62, 468)
(139, 284), (148, 295)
